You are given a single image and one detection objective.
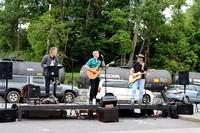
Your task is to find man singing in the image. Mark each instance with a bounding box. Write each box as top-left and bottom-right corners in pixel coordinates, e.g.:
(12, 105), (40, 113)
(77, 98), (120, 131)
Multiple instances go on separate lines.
(130, 54), (148, 105)
(41, 47), (59, 98)
(85, 51), (109, 103)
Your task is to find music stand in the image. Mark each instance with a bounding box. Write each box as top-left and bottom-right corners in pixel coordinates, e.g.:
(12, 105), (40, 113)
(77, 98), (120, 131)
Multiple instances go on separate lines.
(43, 65), (63, 104)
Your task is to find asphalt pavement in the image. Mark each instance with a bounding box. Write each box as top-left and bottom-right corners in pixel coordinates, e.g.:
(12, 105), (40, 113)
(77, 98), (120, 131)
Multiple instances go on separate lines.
(0, 116), (200, 133)
(0, 98), (200, 133)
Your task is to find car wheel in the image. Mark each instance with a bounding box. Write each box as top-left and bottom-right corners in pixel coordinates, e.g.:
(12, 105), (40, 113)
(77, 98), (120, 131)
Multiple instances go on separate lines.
(184, 96), (189, 103)
(142, 94), (150, 104)
(63, 92), (75, 103)
(7, 91), (20, 103)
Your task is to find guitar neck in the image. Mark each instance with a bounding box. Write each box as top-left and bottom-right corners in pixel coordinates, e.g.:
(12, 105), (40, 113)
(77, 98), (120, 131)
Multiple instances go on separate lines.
(137, 70), (151, 76)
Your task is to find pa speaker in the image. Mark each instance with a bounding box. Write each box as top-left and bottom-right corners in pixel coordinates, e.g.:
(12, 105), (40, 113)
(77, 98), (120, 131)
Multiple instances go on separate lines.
(177, 103), (193, 115)
(179, 71), (189, 85)
(0, 109), (16, 122)
(0, 62), (13, 79)
(99, 96), (118, 107)
(27, 86), (40, 99)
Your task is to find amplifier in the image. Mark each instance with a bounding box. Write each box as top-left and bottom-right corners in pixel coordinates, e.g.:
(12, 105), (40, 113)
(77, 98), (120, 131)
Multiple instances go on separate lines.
(27, 86), (40, 99)
(98, 107), (119, 122)
(0, 109), (16, 123)
(177, 103), (193, 115)
(99, 96), (118, 107)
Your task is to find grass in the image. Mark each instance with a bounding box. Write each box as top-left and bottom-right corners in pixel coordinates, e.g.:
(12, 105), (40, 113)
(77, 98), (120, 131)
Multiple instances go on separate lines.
(64, 72), (80, 86)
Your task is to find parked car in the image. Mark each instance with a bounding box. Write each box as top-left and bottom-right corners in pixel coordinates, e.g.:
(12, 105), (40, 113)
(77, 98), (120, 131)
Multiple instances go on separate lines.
(166, 84), (200, 103)
(96, 79), (153, 104)
(0, 75), (79, 103)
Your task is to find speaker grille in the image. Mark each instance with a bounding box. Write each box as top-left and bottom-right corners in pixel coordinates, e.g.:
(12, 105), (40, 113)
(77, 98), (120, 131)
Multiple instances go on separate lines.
(0, 62), (13, 79)
(27, 86), (40, 99)
(179, 71), (189, 85)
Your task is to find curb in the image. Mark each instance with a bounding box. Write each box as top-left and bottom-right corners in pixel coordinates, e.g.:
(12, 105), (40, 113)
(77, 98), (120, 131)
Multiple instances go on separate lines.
(179, 114), (200, 122)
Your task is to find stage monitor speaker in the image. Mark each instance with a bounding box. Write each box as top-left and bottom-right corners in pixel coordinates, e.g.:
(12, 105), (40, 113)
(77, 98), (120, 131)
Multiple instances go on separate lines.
(0, 109), (16, 123)
(179, 71), (189, 85)
(0, 62), (13, 79)
(177, 103), (193, 115)
(99, 96), (118, 107)
(27, 86), (40, 99)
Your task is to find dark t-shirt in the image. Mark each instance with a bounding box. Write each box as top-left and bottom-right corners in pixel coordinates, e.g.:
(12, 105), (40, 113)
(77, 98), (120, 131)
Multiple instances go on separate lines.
(132, 62), (148, 79)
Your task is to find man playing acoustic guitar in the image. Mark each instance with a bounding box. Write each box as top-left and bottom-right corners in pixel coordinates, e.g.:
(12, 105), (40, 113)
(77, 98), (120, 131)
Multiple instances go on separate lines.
(130, 54), (148, 105)
(85, 51), (109, 103)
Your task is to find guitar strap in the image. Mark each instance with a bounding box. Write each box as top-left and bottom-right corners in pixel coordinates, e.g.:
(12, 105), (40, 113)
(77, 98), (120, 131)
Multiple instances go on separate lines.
(141, 63), (145, 72)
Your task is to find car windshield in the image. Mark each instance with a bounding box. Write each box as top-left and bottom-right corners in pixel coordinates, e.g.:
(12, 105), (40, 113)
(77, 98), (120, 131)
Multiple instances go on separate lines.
(168, 85), (184, 90)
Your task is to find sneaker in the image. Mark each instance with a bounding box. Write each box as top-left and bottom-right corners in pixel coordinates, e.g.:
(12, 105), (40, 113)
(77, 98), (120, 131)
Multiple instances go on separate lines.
(138, 101), (142, 105)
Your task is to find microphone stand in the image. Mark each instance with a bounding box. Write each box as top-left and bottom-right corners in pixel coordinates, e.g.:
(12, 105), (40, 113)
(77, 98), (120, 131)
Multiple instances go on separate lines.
(101, 56), (107, 96)
(59, 55), (77, 91)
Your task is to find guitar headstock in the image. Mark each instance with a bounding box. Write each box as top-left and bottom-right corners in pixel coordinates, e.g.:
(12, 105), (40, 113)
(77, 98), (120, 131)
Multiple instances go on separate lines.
(149, 69), (156, 72)
(109, 61), (115, 65)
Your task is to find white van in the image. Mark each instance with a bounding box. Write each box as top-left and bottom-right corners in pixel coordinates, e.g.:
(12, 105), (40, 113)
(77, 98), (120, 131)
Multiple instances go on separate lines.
(96, 79), (153, 104)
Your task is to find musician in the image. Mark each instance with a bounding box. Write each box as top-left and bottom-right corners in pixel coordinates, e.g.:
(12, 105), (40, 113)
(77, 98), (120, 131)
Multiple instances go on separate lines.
(85, 51), (109, 103)
(41, 47), (59, 98)
(130, 54), (148, 105)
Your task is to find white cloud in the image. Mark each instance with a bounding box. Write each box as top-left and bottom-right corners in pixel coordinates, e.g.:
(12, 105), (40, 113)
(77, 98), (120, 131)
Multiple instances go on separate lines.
(163, 0), (194, 18)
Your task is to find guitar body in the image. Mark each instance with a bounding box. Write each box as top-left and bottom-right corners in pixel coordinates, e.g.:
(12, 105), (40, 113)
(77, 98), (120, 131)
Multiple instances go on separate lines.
(129, 72), (142, 83)
(129, 69), (156, 83)
(87, 66), (102, 79)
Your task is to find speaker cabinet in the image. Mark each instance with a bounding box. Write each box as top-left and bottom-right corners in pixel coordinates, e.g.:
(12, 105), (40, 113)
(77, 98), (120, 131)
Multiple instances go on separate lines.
(0, 109), (16, 122)
(27, 86), (40, 99)
(98, 107), (119, 122)
(179, 71), (189, 85)
(177, 103), (193, 115)
(0, 62), (13, 79)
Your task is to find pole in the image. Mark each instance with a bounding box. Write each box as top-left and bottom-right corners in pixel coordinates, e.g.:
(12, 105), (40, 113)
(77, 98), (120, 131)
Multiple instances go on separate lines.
(72, 60), (74, 90)
(5, 77), (8, 109)
(101, 57), (107, 95)
(17, 27), (20, 59)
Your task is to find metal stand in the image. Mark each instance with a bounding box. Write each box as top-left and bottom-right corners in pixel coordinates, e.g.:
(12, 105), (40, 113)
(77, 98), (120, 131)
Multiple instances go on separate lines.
(183, 85), (186, 103)
(5, 77), (8, 109)
(42, 66), (62, 104)
(65, 56), (77, 91)
(101, 56), (107, 95)
(59, 55), (77, 102)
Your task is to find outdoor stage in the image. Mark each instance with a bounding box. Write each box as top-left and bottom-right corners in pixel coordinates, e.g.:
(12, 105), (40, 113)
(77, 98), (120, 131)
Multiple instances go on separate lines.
(16, 103), (174, 121)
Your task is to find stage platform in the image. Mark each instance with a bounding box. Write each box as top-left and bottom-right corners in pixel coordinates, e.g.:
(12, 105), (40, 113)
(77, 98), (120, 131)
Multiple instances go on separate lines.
(16, 103), (173, 121)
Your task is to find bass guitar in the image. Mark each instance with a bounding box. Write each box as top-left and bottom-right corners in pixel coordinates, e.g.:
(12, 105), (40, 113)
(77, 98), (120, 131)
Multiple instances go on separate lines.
(129, 69), (155, 83)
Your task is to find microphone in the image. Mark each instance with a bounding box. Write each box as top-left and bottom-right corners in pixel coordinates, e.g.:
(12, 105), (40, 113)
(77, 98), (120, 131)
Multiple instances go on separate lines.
(101, 54), (104, 58)
(57, 54), (64, 57)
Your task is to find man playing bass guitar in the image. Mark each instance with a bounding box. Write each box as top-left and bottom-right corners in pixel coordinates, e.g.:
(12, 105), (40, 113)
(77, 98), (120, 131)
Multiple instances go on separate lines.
(130, 54), (148, 105)
(85, 50), (109, 103)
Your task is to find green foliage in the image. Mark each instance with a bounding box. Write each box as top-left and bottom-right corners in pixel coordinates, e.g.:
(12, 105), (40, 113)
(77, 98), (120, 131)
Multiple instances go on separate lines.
(0, 0), (200, 74)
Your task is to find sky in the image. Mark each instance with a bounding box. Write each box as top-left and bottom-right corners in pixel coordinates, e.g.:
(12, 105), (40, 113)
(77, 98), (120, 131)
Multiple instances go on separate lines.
(0, 0), (194, 28)
(163, 0), (194, 18)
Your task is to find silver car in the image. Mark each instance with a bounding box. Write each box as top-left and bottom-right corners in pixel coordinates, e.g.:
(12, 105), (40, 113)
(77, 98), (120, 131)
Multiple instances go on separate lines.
(166, 84), (200, 103)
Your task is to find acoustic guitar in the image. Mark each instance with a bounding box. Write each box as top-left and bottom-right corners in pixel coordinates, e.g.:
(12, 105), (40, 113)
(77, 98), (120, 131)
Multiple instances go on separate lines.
(87, 61), (114, 79)
(129, 69), (155, 83)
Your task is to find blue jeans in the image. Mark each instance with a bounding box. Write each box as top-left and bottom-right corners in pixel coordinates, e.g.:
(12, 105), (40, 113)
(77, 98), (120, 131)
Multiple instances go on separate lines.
(130, 79), (145, 102)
